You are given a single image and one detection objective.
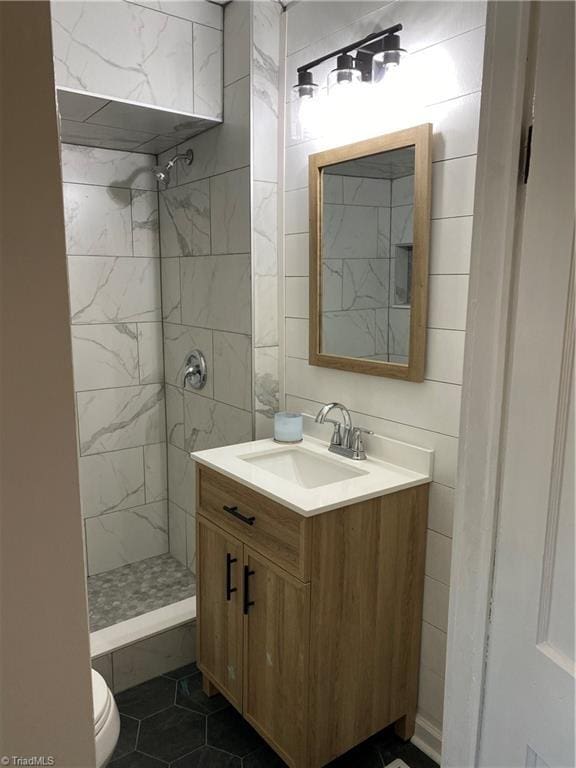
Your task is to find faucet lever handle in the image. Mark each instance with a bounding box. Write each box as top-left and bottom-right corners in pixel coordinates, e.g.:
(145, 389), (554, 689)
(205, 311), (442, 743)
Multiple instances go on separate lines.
(325, 419), (343, 446)
(350, 426), (374, 458)
(352, 426), (373, 436)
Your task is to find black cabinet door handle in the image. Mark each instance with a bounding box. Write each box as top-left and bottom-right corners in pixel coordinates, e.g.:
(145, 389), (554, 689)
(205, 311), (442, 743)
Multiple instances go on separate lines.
(223, 504), (255, 526)
(243, 565), (255, 615)
(226, 553), (237, 601)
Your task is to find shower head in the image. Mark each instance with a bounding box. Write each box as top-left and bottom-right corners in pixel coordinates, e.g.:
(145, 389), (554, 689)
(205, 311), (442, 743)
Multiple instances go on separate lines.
(154, 148), (194, 186)
(154, 167), (171, 185)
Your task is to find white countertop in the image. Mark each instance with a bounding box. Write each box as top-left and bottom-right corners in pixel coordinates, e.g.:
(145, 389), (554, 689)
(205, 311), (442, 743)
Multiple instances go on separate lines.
(191, 434), (433, 517)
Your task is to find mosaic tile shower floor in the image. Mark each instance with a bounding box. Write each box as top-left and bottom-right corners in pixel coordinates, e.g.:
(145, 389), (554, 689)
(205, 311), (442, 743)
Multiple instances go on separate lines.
(110, 663), (439, 767)
(88, 554), (196, 632)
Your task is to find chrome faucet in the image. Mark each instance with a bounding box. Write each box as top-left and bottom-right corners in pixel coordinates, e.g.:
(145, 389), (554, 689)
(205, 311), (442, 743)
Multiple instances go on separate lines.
(315, 402), (373, 460)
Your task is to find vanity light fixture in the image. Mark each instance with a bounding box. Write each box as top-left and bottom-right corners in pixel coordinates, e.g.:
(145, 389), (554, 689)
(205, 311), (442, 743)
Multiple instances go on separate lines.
(290, 23), (406, 140)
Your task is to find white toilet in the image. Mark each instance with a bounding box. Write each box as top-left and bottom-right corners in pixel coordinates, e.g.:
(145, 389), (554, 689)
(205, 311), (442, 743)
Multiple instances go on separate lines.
(92, 669), (120, 767)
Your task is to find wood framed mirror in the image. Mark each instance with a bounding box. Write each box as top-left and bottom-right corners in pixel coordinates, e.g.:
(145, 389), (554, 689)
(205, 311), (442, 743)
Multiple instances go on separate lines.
(309, 124), (432, 381)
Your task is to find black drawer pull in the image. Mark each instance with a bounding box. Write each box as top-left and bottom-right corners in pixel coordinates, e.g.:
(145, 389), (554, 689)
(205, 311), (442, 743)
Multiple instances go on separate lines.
(223, 504), (255, 526)
(243, 565), (255, 615)
(226, 553), (237, 601)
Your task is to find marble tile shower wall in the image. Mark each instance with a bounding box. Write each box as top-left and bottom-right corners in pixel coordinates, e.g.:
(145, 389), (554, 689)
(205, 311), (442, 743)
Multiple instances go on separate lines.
(321, 174), (392, 359)
(52, 0), (223, 116)
(282, 0), (487, 749)
(251, 0), (282, 438)
(157, 0), (282, 570)
(321, 173), (414, 361)
(61, 144), (168, 577)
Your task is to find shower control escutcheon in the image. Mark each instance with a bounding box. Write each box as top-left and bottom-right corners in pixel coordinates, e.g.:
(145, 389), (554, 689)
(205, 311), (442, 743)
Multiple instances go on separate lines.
(183, 349), (208, 390)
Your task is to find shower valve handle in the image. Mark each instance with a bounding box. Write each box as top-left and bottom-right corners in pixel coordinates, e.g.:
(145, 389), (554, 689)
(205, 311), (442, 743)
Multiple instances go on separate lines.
(183, 350), (207, 390)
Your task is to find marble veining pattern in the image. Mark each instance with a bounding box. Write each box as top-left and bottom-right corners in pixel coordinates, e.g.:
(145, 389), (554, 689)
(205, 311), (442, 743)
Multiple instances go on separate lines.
(180, 75), (250, 185)
(180, 254), (251, 334)
(322, 309), (378, 358)
(251, 1), (281, 437)
(342, 259), (390, 310)
(154, 1), (261, 573)
(68, 256), (161, 324)
(137, 323), (164, 385)
(64, 184), (132, 257)
(52, 1), (194, 112)
(320, 172), (414, 362)
(254, 273), (279, 347)
(193, 24), (223, 118)
(183, 392), (252, 453)
(60, 143), (157, 189)
(251, 0), (281, 184)
(85, 500), (169, 575)
(166, 385), (185, 449)
(168, 443), (195, 515)
(88, 553), (195, 631)
(391, 204), (414, 246)
(77, 383), (166, 455)
(253, 181), (278, 276)
(71, 323), (139, 391)
(161, 259), (182, 323)
(159, 181), (211, 257)
(324, 204), (379, 260)
(125, 0), (223, 29)
(79, 447), (145, 518)
(132, 190), (160, 258)
(210, 167), (251, 255)
(64, 144), (167, 575)
(255, 346), (280, 423)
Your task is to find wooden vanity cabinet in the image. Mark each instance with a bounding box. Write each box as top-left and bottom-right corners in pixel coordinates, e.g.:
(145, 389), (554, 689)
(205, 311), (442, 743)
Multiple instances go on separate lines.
(196, 465), (429, 768)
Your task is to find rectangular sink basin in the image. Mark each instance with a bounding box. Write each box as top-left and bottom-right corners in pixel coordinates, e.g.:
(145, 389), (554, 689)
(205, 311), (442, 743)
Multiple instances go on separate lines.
(240, 446), (368, 489)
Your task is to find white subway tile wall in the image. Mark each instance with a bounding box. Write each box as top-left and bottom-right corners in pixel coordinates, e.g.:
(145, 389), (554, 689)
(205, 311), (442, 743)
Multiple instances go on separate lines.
(282, 0), (488, 740)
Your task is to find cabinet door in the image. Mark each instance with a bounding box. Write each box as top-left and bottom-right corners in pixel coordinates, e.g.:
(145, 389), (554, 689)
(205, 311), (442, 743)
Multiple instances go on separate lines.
(243, 547), (310, 767)
(197, 515), (243, 709)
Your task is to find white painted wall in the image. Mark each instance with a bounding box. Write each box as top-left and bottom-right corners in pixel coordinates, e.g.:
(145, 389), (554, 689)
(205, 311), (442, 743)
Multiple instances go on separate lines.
(281, 0), (487, 753)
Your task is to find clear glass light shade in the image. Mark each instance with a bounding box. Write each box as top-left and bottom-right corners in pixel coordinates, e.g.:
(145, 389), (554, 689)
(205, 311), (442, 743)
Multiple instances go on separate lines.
(371, 49), (407, 84)
(290, 82), (321, 141)
(326, 66), (361, 95)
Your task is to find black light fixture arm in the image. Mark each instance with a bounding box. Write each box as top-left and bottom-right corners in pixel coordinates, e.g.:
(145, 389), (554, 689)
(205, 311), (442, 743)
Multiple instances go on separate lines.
(296, 23), (402, 75)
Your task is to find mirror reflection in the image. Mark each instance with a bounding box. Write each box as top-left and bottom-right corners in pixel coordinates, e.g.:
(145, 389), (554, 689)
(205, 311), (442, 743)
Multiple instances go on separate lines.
(321, 145), (415, 364)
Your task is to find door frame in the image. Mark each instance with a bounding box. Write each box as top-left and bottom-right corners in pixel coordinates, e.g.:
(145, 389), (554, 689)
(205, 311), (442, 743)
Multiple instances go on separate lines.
(442, 2), (536, 765)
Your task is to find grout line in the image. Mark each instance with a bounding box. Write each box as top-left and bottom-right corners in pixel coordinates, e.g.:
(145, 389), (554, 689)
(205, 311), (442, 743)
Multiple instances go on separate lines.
(166, 162), (251, 191)
(61, 179), (157, 193)
(287, 393), (460, 441)
(84, 497), (167, 521)
(75, 381), (164, 395)
(283, 322), (466, 334)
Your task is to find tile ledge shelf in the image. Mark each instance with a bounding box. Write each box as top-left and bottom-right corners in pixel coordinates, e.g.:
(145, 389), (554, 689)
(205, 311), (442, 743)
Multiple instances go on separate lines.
(90, 596), (196, 658)
(57, 87), (222, 155)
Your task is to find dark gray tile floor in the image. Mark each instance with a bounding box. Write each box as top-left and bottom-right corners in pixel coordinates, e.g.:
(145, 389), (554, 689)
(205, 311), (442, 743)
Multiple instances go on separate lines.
(88, 554), (195, 631)
(110, 664), (438, 768)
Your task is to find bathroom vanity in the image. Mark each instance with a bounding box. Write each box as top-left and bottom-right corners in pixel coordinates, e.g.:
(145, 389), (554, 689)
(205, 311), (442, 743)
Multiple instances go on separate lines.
(193, 435), (432, 768)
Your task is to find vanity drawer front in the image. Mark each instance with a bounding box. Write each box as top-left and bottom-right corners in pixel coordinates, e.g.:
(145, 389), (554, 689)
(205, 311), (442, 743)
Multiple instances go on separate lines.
(197, 466), (310, 581)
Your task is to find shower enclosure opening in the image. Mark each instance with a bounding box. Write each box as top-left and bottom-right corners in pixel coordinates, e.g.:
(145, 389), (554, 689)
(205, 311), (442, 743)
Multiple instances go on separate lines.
(61, 138), (202, 641)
